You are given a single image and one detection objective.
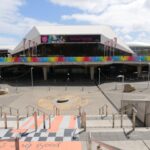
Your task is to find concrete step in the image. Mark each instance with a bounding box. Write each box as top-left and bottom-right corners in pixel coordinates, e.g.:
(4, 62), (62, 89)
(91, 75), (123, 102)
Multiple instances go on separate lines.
(86, 115), (133, 128)
(0, 115), (79, 130)
(86, 114), (129, 120)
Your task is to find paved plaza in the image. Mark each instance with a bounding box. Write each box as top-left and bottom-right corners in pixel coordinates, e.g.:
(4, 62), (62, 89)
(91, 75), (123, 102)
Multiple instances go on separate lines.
(0, 82), (118, 115)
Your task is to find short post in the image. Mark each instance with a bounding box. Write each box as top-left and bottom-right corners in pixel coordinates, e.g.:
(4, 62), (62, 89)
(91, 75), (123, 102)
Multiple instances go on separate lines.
(17, 110), (19, 129)
(34, 112), (38, 131)
(106, 105), (108, 116)
(82, 87), (84, 91)
(58, 109), (60, 115)
(53, 105), (56, 116)
(56, 107), (58, 116)
(79, 106), (81, 116)
(83, 111), (86, 131)
(4, 113), (7, 129)
(112, 114), (115, 128)
(88, 132), (92, 150)
(102, 107), (104, 115)
(26, 107), (29, 117)
(43, 113), (46, 129)
(125, 106), (127, 114)
(81, 112), (84, 128)
(0, 106), (2, 117)
(121, 112), (123, 128)
(132, 111), (136, 131)
(10, 107), (12, 115)
(99, 108), (101, 115)
(37, 109), (40, 116)
(15, 137), (20, 150)
(49, 115), (51, 129)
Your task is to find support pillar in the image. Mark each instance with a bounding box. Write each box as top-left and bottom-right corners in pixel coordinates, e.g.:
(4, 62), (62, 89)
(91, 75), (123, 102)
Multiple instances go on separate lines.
(43, 67), (48, 81)
(90, 67), (95, 80)
(137, 65), (142, 77)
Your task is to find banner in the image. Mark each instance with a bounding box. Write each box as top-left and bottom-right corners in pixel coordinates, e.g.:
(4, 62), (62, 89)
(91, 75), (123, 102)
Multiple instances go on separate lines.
(41, 35), (101, 44)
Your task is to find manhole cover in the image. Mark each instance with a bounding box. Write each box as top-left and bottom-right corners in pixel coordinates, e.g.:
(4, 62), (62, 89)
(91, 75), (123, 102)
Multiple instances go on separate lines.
(57, 99), (69, 103)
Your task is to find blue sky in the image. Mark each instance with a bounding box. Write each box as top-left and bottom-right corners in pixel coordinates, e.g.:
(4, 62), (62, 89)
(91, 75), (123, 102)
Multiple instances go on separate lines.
(0, 0), (150, 48)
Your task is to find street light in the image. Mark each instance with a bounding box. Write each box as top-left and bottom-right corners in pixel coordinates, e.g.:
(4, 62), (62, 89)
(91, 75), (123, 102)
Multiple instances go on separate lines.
(67, 72), (70, 82)
(31, 67), (34, 87)
(148, 63), (150, 88)
(98, 68), (101, 85)
(65, 72), (70, 91)
(117, 75), (124, 100)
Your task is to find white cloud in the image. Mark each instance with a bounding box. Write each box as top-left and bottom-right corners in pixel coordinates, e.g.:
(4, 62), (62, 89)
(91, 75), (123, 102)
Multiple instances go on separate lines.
(0, 0), (55, 47)
(50, 0), (150, 43)
(49, 0), (134, 14)
(0, 37), (18, 46)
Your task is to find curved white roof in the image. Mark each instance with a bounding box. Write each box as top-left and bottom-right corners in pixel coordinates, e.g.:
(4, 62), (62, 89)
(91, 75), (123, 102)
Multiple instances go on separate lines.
(127, 42), (150, 47)
(13, 25), (134, 54)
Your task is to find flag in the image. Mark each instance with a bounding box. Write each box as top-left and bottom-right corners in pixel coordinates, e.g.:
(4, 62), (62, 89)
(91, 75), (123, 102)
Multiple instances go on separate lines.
(114, 37), (117, 48)
(23, 38), (26, 50)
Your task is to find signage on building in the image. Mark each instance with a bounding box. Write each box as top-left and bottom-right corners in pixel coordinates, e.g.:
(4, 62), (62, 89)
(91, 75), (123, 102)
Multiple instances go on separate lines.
(41, 35), (100, 44)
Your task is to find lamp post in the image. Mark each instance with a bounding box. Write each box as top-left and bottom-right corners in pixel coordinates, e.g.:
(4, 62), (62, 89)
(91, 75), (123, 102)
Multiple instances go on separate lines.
(65, 72), (70, 91)
(67, 72), (70, 83)
(148, 63), (150, 88)
(98, 68), (101, 85)
(117, 75), (124, 100)
(0, 75), (2, 89)
(31, 67), (34, 87)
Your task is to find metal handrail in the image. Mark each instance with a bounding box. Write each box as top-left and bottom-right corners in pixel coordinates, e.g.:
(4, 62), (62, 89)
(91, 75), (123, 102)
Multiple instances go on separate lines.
(0, 105), (19, 117)
(99, 104), (108, 116)
(112, 104), (137, 129)
(119, 104), (136, 113)
(25, 105), (51, 117)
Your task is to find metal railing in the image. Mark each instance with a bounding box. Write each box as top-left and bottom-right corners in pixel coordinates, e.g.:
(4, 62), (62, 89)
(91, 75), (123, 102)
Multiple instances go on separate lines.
(99, 104), (108, 117)
(112, 104), (137, 130)
(0, 105), (19, 117)
(87, 132), (121, 150)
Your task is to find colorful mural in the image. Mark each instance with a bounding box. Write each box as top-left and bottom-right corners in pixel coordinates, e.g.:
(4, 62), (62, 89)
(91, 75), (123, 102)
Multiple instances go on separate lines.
(0, 56), (150, 63)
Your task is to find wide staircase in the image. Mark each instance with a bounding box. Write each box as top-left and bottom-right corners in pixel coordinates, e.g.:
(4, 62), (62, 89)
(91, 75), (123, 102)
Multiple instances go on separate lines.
(0, 103), (146, 150)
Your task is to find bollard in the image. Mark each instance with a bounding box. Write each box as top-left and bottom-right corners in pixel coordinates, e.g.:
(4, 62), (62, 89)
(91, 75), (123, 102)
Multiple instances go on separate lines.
(83, 111), (86, 131)
(26, 107), (29, 117)
(55, 107), (58, 116)
(112, 114), (115, 128)
(106, 105), (108, 116)
(88, 132), (92, 150)
(15, 137), (20, 150)
(53, 105), (56, 116)
(49, 115), (51, 129)
(37, 109), (40, 116)
(102, 107), (104, 115)
(4, 113), (7, 129)
(82, 87), (84, 91)
(99, 108), (101, 116)
(81, 112), (84, 128)
(0, 106), (2, 117)
(10, 107), (12, 115)
(132, 111), (136, 131)
(79, 106), (81, 116)
(58, 109), (60, 116)
(17, 110), (19, 129)
(34, 112), (38, 131)
(125, 106), (127, 114)
(121, 112), (123, 128)
(43, 113), (46, 129)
